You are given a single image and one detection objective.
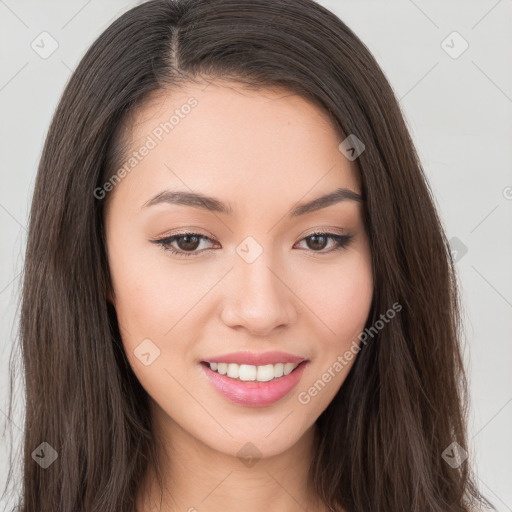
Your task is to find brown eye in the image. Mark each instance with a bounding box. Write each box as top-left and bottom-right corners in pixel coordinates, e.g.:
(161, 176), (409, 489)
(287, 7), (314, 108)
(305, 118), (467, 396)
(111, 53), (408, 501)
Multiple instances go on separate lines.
(174, 234), (201, 251)
(296, 232), (354, 253)
(305, 234), (329, 251)
(151, 232), (216, 258)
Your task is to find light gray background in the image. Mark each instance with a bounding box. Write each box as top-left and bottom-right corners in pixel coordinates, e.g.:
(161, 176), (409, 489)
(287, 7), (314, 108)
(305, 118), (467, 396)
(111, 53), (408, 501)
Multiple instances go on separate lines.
(1, 0), (511, 510)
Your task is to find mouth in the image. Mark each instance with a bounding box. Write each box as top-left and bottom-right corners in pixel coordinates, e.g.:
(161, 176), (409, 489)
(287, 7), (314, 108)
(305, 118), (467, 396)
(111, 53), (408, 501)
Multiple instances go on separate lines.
(199, 358), (309, 407)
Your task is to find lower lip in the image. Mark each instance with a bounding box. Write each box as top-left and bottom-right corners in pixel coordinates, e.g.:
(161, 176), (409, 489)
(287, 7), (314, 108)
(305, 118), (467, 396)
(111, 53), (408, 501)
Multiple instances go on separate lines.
(200, 361), (308, 407)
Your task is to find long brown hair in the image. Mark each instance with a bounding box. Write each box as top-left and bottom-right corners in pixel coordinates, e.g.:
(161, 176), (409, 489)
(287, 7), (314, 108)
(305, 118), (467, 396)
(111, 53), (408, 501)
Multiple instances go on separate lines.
(2, 0), (496, 510)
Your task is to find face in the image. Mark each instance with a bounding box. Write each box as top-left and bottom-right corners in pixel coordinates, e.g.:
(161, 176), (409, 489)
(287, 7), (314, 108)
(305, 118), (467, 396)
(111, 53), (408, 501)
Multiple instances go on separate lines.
(104, 81), (373, 460)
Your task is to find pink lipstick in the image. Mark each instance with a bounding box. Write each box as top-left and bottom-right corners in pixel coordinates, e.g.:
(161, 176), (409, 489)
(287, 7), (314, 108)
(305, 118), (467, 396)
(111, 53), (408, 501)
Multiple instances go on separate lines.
(199, 351), (308, 407)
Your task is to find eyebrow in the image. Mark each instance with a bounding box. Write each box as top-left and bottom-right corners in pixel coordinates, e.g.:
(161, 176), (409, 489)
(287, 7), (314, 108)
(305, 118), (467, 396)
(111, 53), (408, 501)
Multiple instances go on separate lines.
(142, 187), (363, 217)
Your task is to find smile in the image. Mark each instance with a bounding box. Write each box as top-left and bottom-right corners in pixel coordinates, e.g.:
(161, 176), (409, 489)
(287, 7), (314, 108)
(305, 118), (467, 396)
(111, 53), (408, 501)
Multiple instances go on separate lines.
(205, 361), (300, 382)
(199, 356), (308, 407)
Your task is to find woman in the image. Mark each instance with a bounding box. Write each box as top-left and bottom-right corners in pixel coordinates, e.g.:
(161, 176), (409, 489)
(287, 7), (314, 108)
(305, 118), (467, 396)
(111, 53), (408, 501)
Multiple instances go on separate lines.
(3, 0), (496, 510)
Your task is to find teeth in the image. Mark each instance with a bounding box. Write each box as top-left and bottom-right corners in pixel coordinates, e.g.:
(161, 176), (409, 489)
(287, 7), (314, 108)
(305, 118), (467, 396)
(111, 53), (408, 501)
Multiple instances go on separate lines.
(283, 362), (297, 375)
(207, 361), (300, 381)
(239, 364), (257, 381)
(227, 363), (239, 379)
(256, 364), (274, 382)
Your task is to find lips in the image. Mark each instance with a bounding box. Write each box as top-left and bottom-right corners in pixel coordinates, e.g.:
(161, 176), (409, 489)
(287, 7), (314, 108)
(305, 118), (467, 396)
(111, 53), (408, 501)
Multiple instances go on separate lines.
(199, 351), (309, 407)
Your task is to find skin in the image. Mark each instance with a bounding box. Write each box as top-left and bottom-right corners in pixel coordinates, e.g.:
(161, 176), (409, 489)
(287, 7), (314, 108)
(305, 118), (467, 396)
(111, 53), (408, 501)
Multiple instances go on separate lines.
(104, 80), (373, 512)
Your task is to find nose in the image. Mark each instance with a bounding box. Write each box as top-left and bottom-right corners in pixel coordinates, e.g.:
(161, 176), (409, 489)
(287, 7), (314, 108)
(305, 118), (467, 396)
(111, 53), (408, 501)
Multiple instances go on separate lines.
(220, 254), (297, 337)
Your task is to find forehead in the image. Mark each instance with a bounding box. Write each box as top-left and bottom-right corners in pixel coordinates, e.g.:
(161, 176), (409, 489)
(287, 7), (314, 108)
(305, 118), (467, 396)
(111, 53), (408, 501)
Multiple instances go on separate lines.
(108, 81), (361, 213)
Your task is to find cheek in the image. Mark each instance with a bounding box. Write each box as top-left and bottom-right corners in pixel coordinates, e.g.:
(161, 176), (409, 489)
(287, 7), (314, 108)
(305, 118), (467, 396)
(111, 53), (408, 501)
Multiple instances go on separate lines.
(107, 227), (192, 339)
(294, 253), (373, 415)
(297, 250), (373, 347)
(334, 269), (373, 340)
(107, 241), (195, 401)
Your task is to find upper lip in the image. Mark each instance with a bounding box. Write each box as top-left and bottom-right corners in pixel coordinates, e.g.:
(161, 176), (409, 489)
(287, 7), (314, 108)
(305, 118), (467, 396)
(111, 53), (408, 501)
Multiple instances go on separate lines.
(201, 351), (306, 366)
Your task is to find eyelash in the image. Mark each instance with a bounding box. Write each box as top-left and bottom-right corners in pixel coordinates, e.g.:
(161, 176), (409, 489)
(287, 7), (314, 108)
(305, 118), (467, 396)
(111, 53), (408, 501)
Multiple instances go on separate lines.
(151, 231), (354, 258)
